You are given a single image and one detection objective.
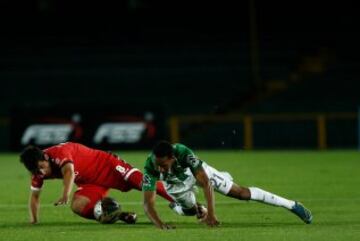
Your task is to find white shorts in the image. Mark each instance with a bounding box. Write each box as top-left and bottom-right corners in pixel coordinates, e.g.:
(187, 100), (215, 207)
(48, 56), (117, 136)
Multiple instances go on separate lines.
(165, 162), (234, 209)
(203, 162), (234, 194)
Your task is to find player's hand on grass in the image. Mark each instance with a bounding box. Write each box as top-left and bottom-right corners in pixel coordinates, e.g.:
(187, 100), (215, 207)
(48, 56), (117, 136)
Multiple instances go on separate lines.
(30, 219), (38, 225)
(160, 223), (176, 230)
(203, 214), (220, 227)
(54, 195), (69, 206)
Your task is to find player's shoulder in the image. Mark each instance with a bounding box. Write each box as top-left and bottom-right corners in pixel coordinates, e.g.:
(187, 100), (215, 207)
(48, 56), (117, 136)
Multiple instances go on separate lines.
(45, 142), (73, 150)
(57, 142), (80, 149)
(173, 143), (189, 150)
(144, 153), (155, 165)
(44, 142), (77, 165)
(173, 143), (193, 155)
(144, 153), (158, 175)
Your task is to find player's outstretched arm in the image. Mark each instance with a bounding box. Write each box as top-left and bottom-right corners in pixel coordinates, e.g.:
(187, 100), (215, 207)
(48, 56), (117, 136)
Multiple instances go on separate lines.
(29, 190), (40, 224)
(194, 167), (220, 227)
(144, 190), (174, 229)
(54, 163), (75, 206)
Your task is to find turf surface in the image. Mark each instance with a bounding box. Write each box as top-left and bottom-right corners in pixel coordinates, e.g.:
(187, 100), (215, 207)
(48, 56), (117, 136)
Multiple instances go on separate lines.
(1, 150), (359, 241)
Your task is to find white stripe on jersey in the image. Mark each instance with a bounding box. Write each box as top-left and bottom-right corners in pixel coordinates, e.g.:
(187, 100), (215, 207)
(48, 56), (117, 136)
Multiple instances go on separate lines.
(124, 168), (140, 181)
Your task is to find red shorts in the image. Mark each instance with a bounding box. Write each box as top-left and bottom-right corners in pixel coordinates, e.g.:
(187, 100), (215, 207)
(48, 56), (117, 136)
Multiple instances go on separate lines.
(73, 170), (144, 219)
(74, 184), (109, 204)
(76, 154), (142, 192)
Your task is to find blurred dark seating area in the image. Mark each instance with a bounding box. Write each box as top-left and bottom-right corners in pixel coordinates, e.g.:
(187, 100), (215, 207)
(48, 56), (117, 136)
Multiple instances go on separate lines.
(0, 0), (359, 115)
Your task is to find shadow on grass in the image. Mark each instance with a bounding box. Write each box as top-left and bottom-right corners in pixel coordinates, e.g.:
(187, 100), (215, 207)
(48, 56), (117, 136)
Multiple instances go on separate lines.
(0, 221), (159, 230)
(171, 221), (306, 229)
(0, 221), (96, 229)
(3, 220), (346, 231)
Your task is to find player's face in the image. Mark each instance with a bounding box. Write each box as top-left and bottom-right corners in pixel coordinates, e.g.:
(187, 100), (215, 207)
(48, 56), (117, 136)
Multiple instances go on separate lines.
(155, 156), (175, 174)
(37, 160), (52, 176)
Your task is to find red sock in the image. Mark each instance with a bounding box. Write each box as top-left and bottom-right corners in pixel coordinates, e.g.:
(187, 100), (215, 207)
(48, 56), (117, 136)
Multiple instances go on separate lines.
(155, 181), (174, 202)
(127, 171), (174, 202)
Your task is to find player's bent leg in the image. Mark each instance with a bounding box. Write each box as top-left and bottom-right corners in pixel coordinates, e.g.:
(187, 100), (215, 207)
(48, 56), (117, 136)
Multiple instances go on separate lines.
(204, 164), (298, 211)
(227, 184), (312, 223)
(71, 194), (93, 219)
(167, 188), (207, 220)
(94, 197), (137, 224)
(204, 162), (313, 224)
(72, 185), (109, 220)
(73, 185), (137, 224)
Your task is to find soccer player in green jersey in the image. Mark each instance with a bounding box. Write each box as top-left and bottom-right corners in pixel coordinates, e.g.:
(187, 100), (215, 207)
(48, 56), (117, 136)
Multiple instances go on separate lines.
(142, 141), (312, 229)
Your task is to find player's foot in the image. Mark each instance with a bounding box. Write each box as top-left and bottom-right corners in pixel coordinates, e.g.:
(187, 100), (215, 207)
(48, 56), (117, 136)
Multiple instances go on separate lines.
(291, 201), (312, 224)
(169, 202), (184, 215)
(117, 212), (137, 224)
(99, 209), (121, 224)
(169, 202), (177, 210)
(196, 203), (208, 220)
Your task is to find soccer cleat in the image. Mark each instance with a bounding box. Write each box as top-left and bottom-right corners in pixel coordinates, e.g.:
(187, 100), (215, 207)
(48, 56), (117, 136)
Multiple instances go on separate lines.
(117, 212), (137, 224)
(169, 202), (185, 215)
(98, 209), (121, 224)
(291, 201), (313, 224)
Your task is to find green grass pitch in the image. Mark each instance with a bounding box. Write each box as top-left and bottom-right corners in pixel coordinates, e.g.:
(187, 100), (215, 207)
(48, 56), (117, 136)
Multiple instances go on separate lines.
(1, 150), (360, 241)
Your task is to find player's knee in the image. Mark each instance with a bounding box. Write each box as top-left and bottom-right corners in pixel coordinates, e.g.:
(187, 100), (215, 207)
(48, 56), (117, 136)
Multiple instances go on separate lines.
(71, 195), (92, 218)
(236, 186), (251, 200)
(239, 187), (251, 200)
(71, 199), (84, 214)
(228, 184), (251, 200)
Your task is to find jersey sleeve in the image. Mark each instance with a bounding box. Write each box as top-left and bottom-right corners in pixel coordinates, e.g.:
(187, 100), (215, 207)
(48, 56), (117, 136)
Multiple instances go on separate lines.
(142, 155), (159, 192)
(175, 143), (203, 173)
(31, 175), (44, 191)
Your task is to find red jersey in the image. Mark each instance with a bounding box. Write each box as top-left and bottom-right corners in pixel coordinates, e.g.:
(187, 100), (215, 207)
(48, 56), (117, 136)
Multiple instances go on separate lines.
(31, 142), (137, 191)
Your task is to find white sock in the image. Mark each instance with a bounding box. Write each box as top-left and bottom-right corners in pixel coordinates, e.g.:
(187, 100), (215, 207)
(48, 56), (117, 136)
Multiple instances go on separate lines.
(249, 187), (295, 209)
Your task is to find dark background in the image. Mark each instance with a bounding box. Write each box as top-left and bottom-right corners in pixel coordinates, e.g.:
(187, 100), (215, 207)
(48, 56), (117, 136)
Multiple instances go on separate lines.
(1, 0), (359, 150)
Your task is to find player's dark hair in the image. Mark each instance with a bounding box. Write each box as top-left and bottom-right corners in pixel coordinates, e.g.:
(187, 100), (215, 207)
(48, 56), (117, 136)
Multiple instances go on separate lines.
(20, 145), (44, 174)
(153, 141), (174, 158)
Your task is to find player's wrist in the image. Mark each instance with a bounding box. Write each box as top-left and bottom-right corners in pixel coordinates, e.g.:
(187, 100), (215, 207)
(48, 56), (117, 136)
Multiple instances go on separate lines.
(62, 190), (70, 200)
(30, 217), (38, 224)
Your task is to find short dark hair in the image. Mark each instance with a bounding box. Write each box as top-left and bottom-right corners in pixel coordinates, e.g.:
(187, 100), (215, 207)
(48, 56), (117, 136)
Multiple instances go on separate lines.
(153, 141), (174, 158)
(20, 145), (44, 174)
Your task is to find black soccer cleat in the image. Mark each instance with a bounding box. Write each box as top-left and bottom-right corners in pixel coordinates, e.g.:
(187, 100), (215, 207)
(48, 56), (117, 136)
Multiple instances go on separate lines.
(118, 212), (137, 224)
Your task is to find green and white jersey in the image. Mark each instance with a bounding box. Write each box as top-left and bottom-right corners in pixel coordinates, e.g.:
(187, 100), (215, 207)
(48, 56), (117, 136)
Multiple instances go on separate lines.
(142, 143), (203, 191)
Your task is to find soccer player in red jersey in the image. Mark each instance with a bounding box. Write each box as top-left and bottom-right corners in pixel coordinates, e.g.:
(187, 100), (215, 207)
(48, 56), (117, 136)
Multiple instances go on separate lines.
(20, 142), (174, 224)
